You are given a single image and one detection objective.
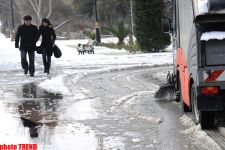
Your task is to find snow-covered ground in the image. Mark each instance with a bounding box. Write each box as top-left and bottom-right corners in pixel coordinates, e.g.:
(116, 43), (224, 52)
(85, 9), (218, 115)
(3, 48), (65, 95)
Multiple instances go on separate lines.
(180, 115), (221, 150)
(0, 35), (21, 70)
(39, 37), (172, 95)
(0, 33), (222, 150)
(0, 33), (173, 150)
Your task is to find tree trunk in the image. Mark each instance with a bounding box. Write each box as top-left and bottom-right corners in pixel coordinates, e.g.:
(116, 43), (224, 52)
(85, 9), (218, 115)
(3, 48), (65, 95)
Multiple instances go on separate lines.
(128, 0), (134, 45)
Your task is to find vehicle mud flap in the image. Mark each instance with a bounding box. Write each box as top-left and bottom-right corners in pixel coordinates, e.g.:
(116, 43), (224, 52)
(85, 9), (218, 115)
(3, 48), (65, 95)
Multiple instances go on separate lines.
(191, 85), (215, 129)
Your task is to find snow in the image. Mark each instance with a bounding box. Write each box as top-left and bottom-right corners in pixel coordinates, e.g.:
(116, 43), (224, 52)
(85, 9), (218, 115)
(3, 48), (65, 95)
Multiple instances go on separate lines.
(0, 101), (34, 144)
(114, 91), (155, 107)
(132, 138), (142, 143)
(198, 0), (209, 15)
(35, 35), (172, 95)
(46, 123), (98, 150)
(38, 75), (70, 95)
(0, 34), (21, 70)
(179, 115), (221, 150)
(0, 33), (173, 149)
(201, 31), (225, 41)
(0, 100), (99, 149)
(0, 32), (224, 149)
(103, 136), (126, 150)
(65, 99), (99, 120)
(111, 91), (162, 124)
(39, 56), (172, 96)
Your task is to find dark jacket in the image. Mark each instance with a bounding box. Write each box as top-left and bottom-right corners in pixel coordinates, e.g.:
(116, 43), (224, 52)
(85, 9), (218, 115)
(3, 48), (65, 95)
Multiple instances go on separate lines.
(15, 24), (39, 50)
(38, 25), (56, 56)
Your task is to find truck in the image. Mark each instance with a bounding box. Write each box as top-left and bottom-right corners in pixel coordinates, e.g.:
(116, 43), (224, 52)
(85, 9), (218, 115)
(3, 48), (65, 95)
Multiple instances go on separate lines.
(164, 0), (225, 129)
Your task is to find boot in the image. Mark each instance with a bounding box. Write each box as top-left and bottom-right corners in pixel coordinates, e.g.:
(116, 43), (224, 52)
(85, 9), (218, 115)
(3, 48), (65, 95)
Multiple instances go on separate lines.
(24, 69), (28, 75)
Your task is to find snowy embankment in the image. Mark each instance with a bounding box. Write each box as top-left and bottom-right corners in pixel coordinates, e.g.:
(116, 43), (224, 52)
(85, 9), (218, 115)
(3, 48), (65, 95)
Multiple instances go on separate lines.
(180, 115), (221, 150)
(39, 38), (173, 95)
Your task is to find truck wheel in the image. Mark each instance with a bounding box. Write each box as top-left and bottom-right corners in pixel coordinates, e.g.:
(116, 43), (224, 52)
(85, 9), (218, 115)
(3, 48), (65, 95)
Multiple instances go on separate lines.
(191, 85), (215, 129)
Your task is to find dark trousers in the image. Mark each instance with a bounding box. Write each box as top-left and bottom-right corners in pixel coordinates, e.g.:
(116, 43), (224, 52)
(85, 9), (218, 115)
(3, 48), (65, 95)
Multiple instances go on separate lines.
(42, 49), (51, 71)
(21, 50), (35, 74)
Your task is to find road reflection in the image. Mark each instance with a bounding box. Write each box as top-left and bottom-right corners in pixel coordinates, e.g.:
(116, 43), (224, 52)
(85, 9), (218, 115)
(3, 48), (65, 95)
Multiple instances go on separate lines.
(18, 83), (63, 138)
(0, 83), (98, 149)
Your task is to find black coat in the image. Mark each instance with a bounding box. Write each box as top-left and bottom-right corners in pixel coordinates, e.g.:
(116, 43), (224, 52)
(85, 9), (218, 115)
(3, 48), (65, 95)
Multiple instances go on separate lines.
(15, 24), (39, 50)
(38, 25), (56, 56)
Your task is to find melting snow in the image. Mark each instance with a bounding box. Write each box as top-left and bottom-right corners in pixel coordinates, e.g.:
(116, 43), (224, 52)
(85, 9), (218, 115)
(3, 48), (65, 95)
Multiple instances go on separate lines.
(132, 138), (142, 143)
(179, 115), (221, 150)
(38, 75), (70, 96)
(65, 99), (99, 120)
(103, 136), (126, 150)
(111, 91), (162, 124)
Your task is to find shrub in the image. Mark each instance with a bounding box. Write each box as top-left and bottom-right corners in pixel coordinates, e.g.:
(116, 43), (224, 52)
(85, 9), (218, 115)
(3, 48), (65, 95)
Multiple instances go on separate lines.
(100, 42), (139, 53)
(133, 0), (171, 52)
(104, 21), (129, 45)
(83, 30), (96, 40)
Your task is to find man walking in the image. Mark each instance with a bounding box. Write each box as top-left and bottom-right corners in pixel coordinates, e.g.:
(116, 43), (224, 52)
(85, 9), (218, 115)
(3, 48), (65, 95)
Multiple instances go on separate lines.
(15, 15), (39, 77)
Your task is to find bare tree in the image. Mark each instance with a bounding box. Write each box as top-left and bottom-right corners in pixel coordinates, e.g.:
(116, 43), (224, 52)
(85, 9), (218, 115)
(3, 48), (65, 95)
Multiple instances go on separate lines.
(0, 0), (20, 32)
(28, 0), (53, 23)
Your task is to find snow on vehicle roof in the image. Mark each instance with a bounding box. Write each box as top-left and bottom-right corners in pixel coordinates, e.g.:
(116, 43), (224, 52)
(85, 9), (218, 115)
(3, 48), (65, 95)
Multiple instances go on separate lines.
(198, 0), (209, 15)
(201, 31), (225, 41)
(196, 0), (225, 16)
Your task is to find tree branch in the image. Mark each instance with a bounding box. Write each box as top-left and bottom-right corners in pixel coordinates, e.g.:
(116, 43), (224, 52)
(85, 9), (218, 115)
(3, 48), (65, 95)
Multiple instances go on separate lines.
(34, 0), (38, 9)
(37, 0), (43, 20)
(28, 0), (38, 14)
(46, 0), (53, 18)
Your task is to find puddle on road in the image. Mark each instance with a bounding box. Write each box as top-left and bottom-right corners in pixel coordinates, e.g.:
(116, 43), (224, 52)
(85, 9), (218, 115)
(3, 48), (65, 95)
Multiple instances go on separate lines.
(18, 83), (63, 138)
(0, 83), (63, 138)
(0, 83), (99, 149)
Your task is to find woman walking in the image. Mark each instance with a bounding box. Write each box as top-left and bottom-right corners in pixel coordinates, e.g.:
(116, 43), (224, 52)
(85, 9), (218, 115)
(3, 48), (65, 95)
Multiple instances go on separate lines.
(38, 18), (56, 74)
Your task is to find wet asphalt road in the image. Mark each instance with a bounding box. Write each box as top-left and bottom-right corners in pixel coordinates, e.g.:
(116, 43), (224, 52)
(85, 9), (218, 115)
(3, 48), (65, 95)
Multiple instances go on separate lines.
(0, 65), (205, 150)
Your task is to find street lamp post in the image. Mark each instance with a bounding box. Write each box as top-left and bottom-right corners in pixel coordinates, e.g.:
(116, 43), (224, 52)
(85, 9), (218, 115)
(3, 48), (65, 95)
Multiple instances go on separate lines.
(5, 8), (9, 30)
(10, 0), (15, 41)
(10, 0), (15, 30)
(94, 0), (101, 44)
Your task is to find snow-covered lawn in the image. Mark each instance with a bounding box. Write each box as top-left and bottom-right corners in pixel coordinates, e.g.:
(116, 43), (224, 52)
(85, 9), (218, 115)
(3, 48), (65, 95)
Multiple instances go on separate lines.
(38, 37), (173, 95)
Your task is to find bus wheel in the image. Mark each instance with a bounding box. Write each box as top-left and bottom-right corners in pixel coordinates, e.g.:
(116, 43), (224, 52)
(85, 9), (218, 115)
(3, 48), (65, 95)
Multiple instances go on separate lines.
(191, 85), (215, 129)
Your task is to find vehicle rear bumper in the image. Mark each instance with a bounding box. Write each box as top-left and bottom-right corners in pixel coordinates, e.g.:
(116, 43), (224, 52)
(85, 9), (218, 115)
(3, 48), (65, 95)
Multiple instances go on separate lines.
(198, 81), (225, 89)
(197, 95), (224, 111)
